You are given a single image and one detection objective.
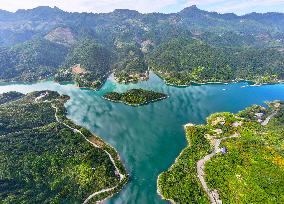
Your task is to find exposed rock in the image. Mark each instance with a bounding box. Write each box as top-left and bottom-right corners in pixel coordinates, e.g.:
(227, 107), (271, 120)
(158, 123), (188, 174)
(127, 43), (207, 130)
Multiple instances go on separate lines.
(211, 117), (226, 126)
(45, 27), (76, 46)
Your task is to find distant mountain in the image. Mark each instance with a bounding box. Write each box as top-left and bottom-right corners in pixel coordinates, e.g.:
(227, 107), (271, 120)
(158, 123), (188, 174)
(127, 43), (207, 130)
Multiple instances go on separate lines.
(0, 5), (283, 87)
(243, 12), (284, 31)
(0, 5), (283, 46)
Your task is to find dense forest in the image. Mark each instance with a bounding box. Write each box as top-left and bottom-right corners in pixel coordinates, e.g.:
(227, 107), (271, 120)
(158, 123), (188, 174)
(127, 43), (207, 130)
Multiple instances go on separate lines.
(103, 88), (168, 106)
(112, 42), (148, 83)
(158, 101), (284, 203)
(0, 91), (127, 203)
(148, 38), (284, 85)
(0, 38), (68, 82)
(0, 6), (283, 87)
(55, 38), (111, 89)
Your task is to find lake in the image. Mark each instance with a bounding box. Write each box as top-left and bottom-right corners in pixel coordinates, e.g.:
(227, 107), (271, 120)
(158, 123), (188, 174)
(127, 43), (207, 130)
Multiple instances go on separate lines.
(0, 73), (284, 204)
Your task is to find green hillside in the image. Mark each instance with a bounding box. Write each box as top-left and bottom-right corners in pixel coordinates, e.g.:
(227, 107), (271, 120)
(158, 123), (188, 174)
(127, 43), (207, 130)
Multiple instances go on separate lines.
(158, 101), (284, 203)
(0, 5), (283, 87)
(0, 91), (128, 203)
(148, 38), (284, 85)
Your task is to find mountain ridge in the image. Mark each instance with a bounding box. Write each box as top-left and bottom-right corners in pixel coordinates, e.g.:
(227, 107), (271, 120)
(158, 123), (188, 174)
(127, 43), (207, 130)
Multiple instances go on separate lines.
(0, 4), (283, 88)
(0, 5), (280, 16)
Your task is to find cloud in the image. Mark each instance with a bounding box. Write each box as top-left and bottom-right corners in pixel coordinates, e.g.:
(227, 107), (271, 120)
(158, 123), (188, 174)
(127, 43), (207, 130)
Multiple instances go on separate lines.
(0, 0), (283, 14)
(0, 0), (178, 13)
(186, 0), (284, 14)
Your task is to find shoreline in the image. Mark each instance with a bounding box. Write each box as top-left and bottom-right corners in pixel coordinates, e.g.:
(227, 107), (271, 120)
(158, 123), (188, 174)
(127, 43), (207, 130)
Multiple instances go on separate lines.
(1, 72), (283, 90)
(52, 99), (129, 203)
(153, 71), (284, 88)
(157, 174), (176, 204)
(164, 79), (284, 87)
(156, 124), (194, 204)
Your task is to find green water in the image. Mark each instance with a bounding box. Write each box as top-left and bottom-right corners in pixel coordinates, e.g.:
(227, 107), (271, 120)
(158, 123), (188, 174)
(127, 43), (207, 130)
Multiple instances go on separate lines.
(0, 73), (284, 204)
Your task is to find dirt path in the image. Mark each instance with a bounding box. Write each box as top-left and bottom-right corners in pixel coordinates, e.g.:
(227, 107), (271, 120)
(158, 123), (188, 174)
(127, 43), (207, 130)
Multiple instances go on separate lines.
(197, 134), (239, 204)
(34, 92), (48, 102)
(261, 111), (277, 126)
(51, 104), (125, 204)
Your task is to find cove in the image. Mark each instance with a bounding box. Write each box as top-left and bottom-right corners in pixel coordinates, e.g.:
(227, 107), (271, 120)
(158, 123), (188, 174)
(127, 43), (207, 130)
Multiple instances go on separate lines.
(0, 73), (284, 204)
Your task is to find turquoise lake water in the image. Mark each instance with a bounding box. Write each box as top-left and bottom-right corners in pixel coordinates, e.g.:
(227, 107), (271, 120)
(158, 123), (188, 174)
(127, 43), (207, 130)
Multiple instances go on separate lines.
(0, 73), (284, 204)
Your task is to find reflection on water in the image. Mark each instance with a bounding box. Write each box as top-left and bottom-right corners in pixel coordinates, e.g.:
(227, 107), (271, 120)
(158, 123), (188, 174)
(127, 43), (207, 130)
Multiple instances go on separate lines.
(0, 73), (284, 204)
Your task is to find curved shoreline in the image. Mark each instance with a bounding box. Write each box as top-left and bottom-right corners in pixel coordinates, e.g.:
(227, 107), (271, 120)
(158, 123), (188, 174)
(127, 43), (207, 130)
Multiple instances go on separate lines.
(1, 72), (283, 91)
(157, 174), (176, 204)
(156, 148), (189, 204)
(156, 123), (195, 204)
(51, 101), (128, 203)
(153, 71), (284, 88)
(164, 79), (284, 88)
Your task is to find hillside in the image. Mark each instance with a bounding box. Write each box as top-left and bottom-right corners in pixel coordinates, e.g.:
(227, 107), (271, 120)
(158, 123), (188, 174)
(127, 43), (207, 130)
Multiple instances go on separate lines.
(158, 101), (284, 203)
(0, 38), (69, 82)
(44, 27), (76, 46)
(55, 38), (111, 89)
(0, 91), (128, 203)
(148, 38), (284, 85)
(0, 5), (283, 86)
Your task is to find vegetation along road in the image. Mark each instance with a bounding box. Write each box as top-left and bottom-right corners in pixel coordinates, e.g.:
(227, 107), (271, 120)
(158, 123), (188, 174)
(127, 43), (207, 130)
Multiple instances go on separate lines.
(197, 134), (239, 204)
(197, 110), (278, 204)
(51, 103), (126, 203)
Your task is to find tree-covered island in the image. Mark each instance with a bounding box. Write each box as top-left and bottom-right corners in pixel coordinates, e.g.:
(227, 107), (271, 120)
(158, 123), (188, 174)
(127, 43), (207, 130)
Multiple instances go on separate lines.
(0, 91), (128, 203)
(103, 89), (168, 106)
(158, 101), (284, 203)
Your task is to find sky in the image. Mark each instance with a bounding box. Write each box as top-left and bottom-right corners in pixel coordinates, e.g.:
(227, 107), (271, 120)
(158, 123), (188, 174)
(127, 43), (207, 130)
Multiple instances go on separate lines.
(0, 0), (284, 15)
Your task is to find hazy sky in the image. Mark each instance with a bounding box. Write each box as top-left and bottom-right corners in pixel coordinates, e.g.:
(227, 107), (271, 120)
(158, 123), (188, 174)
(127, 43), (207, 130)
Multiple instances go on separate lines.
(0, 0), (284, 15)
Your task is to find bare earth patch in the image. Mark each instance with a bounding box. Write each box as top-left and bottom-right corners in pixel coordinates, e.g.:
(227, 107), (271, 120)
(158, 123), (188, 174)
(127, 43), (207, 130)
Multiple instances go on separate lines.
(72, 64), (87, 74)
(88, 136), (105, 148)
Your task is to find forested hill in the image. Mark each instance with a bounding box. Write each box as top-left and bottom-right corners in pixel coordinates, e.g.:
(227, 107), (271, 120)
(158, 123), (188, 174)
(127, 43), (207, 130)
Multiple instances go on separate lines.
(0, 91), (128, 203)
(158, 101), (284, 203)
(0, 5), (284, 87)
(148, 38), (284, 85)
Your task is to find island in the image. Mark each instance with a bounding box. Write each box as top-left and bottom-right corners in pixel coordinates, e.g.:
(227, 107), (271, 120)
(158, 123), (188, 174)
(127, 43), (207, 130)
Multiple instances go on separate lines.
(103, 89), (168, 106)
(158, 101), (284, 203)
(0, 91), (128, 203)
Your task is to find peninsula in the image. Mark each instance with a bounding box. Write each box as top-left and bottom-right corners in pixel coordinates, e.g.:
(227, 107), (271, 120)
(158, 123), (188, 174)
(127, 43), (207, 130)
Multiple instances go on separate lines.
(0, 91), (128, 203)
(158, 101), (284, 203)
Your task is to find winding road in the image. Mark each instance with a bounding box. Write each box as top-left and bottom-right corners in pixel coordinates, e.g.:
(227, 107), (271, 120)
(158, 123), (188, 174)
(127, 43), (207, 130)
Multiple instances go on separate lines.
(51, 104), (125, 204)
(197, 134), (239, 204)
(261, 111), (277, 126)
(197, 110), (278, 204)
